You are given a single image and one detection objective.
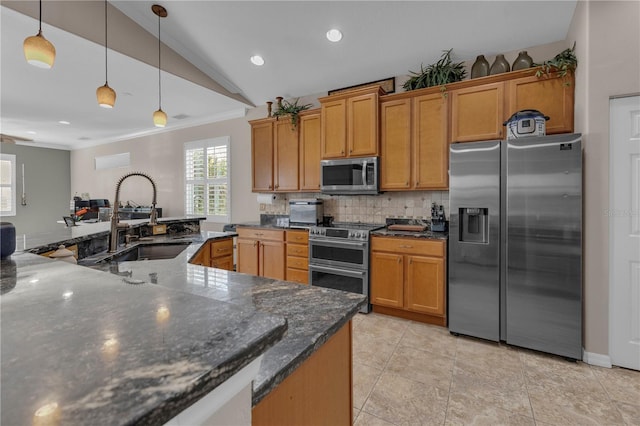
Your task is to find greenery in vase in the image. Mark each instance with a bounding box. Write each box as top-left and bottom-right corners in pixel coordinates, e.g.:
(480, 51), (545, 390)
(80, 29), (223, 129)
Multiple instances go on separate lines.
(535, 42), (578, 78)
(272, 98), (313, 128)
(402, 49), (466, 91)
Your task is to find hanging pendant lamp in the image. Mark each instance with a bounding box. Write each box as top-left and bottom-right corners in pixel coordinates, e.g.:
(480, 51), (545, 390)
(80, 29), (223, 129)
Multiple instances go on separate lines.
(96, 0), (116, 108)
(23, 0), (56, 68)
(152, 4), (167, 128)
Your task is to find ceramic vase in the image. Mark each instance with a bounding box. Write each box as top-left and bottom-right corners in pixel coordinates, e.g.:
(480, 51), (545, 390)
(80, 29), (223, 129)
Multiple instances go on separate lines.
(512, 51), (533, 71)
(489, 54), (510, 75)
(471, 55), (490, 79)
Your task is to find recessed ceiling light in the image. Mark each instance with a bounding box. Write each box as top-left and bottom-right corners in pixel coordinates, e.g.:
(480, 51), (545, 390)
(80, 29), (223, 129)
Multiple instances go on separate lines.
(250, 55), (265, 66)
(58, 120), (70, 125)
(326, 29), (343, 42)
(27, 131), (37, 135)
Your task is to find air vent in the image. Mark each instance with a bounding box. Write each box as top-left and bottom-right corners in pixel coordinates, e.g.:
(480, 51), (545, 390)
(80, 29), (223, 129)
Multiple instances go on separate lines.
(172, 114), (190, 120)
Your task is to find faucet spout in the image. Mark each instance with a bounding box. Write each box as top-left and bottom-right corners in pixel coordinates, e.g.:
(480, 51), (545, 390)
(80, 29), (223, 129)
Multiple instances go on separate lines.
(109, 172), (158, 253)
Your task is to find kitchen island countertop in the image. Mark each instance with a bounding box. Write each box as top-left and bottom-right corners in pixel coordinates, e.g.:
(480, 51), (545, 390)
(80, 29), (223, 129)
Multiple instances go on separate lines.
(1, 224), (365, 424)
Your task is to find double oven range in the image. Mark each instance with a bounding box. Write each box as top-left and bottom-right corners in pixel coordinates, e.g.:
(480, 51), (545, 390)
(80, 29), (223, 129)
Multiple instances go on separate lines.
(307, 222), (384, 313)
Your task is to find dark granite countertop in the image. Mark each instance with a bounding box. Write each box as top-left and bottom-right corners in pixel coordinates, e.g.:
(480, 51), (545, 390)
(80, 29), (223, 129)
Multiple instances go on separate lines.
(1, 226), (365, 423)
(372, 228), (449, 240)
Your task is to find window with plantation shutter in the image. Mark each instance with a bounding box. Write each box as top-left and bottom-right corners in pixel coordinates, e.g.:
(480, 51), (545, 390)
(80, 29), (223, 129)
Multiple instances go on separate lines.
(0, 154), (16, 217)
(184, 137), (230, 222)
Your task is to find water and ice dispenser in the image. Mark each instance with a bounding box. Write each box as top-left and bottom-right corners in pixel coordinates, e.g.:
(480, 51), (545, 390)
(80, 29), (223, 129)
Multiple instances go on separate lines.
(458, 208), (489, 243)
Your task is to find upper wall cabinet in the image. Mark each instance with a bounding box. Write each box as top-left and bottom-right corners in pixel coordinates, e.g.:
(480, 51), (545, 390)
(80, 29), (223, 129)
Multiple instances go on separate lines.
(449, 69), (574, 143)
(251, 120), (274, 192)
(507, 73), (574, 135)
(250, 117), (300, 193)
(380, 92), (449, 190)
(319, 86), (384, 159)
(299, 110), (322, 191)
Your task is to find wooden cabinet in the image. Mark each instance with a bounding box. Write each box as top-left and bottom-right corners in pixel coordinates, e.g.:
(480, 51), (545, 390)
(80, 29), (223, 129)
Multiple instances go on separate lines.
(285, 229), (309, 284)
(449, 69), (574, 143)
(251, 120), (274, 192)
(40, 244), (78, 259)
(250, 118), (299, 192)
(237, 227), (285, 280)
(299, 110), (322, 191)
(189, 237), (234, 271)
(319, 86), (384, 159)
(450, 82), (505, 142)
(506, 73), (574, 135)
(370, 236), (446, 326)
(380, 92), (448, 190)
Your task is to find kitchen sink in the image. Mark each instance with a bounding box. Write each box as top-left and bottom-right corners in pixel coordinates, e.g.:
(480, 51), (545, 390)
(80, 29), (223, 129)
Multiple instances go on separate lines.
(100, 242), (191, 263)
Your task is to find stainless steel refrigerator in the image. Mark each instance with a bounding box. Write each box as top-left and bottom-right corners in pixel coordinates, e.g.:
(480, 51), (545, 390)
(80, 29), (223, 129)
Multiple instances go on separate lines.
(448, 134), (582, 360)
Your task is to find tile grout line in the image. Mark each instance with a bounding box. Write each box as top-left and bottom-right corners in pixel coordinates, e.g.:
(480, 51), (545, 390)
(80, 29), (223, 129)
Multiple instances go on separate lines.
(441, 332), (459, 426)
(518, 348), (539, 425)
(588, 364), (630, 425)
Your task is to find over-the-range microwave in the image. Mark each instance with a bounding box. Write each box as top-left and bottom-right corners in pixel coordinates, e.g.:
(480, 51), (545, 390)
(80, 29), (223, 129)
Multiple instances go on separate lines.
(320, 156), (379, 195)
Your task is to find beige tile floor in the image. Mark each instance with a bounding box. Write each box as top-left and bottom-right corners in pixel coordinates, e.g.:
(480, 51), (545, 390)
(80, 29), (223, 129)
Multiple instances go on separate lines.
(352, 313), (640, 426)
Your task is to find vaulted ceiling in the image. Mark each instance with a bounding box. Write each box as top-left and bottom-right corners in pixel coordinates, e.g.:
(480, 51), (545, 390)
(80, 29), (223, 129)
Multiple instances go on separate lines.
(1, 1), (577, 150)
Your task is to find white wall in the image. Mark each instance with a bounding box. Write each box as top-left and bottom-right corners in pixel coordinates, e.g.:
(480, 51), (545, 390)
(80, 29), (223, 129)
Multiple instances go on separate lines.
(568, 0), (640, 358)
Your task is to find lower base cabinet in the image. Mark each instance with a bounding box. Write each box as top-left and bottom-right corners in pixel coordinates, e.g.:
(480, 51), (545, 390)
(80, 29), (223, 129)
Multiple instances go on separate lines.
(285, 229), (309, 284)
(252, 321), (352, 425)
(190, 237), (234, 270)
(370, 236), (446, 326)
(237, 228), (285, 280)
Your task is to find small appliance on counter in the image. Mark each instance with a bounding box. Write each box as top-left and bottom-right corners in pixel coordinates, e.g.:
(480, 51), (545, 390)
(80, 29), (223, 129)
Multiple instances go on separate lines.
(503, 109), (549, 140)
(289, 199), (324, 227)
(430, 203), (448, 232)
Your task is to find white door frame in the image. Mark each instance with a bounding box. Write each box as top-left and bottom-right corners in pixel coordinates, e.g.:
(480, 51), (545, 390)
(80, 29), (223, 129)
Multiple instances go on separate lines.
(609, 94), (640, 371)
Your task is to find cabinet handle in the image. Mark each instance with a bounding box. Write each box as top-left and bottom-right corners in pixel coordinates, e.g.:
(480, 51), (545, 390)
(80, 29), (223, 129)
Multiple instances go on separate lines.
(341, 150), (345, 155)
(416, 181), (420, 185)
(399, 245), (413, 249)
(397, 257), (402, 263)
(409, 259), (413, 265)
(349, 149), (353, 153)
(253, 241), (258, 247)
(405, 181), (409, 186)
(268, 185), (272, 189)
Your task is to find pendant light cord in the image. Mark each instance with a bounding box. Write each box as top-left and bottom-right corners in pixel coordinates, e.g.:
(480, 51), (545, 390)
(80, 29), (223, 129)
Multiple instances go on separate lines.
(104, 0), (108, 84)
(38, 0), (42, 33)
(157, 11), (162, 110)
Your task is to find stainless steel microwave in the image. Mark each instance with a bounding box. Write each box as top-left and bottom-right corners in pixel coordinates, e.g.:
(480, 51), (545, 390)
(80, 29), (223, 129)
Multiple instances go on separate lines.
(320, 156), (379, 195)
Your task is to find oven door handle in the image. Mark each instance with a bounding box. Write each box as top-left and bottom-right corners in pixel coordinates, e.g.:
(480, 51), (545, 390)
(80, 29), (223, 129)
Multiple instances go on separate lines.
(309, 239), (367, 248)
(309, 264), (367, 278)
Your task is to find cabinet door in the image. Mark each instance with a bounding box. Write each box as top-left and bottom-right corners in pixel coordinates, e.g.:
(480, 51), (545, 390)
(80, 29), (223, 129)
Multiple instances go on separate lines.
(189, 241), (210, 266)
(274, 119), (299, 191)
(260, 240), (285, 280)
(348, 92), (379, 156)
(321, 98), (347, 158)
(251, 121), (274, 191)
(237, 238), (259, 276)
(299, 112), (322, 191)
(450, 82), (505, 142)
(405, 255), (445, 316)
(370, 251), (404, 308)
(507, 73), (574, 135)
(414, 93), (449, 189)
(380, 98), (412, 190)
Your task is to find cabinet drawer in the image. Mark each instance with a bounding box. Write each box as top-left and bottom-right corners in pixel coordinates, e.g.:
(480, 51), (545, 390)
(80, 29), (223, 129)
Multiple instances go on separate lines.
(287, 255), (308, 270)
(237, 227), (285, 241)
(286, 230), (309, 244)
(210, 238), (233, 258)
(287, 244), (309, 258)
(287, 268), (309, 285)
(371, 237), (444, 257)
(211, 255), (233, 271)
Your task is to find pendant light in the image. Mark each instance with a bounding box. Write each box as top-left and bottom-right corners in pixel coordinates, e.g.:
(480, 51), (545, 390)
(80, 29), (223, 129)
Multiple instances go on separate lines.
(152, 4), (167, 128)
(96, 0), (116, 108)
(23, 0), (56, 69)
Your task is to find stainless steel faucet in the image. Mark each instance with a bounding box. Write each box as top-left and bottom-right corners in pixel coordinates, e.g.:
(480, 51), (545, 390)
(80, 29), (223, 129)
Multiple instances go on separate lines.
(109, 172), (158, 253)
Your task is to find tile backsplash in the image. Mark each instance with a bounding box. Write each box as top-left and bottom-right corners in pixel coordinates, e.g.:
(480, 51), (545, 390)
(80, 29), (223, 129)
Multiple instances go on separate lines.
(260, 191), (450, 224)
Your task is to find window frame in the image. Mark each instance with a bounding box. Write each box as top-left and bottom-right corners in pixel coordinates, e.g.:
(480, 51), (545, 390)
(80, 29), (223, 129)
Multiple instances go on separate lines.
(184, 137), (231, 223)
(0, 153), (16, 217)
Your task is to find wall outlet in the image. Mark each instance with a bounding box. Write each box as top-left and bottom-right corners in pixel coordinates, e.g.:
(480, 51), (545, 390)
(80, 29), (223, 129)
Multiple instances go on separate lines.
(152, 224), (167, 235)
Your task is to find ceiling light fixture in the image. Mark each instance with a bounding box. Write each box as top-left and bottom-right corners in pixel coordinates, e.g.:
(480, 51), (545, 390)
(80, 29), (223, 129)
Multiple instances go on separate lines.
(152, 4), (168, 128)
(326, 29), (343, 42)
(23, 0), (56, 68)
(96, 0), (116, 108)
(58, 121), (70, 125)
(250, 55), (265, 66)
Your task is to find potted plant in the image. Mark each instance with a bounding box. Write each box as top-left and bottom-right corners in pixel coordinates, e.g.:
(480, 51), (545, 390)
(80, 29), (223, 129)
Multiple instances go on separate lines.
(402, 48), (466, 91)
(272, 98), (313, 128)
(535, 42), (577, 78)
